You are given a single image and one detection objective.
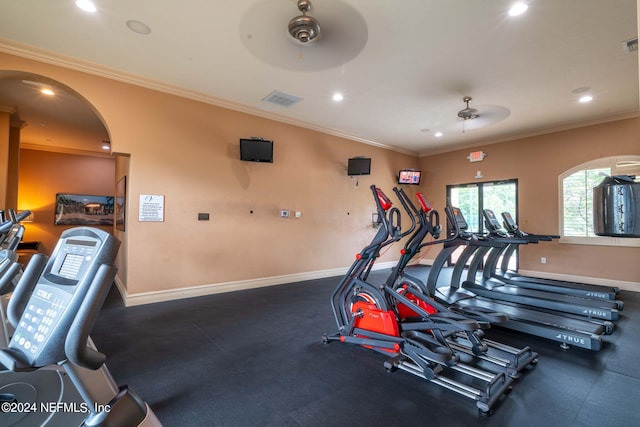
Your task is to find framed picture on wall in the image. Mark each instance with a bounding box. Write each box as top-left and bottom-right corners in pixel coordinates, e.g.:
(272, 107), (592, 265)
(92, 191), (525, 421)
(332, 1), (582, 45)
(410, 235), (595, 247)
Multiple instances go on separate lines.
(116, 176), (126, 231)
(54, 193), (114, 226)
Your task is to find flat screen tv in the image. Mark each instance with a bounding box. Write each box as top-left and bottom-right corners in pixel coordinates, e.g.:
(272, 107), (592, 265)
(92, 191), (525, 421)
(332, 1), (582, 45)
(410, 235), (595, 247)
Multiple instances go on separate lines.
(240, 138), (273, 163)
(398, 169), (421, 185)
(347, 157), (371, 176)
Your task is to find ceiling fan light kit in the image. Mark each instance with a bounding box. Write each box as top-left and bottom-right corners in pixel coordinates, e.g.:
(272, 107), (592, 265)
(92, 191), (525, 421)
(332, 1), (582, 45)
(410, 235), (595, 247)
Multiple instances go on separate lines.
(454, 97), (510, 133)
(288, 0), (321, 44)
(457, 96), (480, 120)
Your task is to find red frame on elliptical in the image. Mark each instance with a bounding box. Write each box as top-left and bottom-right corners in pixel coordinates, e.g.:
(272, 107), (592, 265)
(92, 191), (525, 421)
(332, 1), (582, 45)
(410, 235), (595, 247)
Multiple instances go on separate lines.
(375, 188), (393, 211)
(415, 192), (432, 213)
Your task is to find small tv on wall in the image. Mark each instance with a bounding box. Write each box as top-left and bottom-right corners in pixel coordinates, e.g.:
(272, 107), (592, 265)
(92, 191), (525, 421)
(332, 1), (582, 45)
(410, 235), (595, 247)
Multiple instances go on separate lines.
(347, 157), (371, 176)
(240, 138), (273, 163)
(398, 169), (421, 185)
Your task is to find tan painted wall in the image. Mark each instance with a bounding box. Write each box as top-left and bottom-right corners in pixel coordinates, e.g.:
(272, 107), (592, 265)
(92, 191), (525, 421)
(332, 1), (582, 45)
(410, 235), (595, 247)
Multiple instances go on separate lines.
(2, 52), (418, 296)
(3, 51), (639, 297)
(418, 118), (640, 283)
(17, 149), (115, 253)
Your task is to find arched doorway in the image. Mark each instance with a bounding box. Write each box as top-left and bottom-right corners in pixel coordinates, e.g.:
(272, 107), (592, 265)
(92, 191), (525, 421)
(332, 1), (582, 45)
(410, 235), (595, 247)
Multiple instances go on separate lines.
(0, 71), (116, 255)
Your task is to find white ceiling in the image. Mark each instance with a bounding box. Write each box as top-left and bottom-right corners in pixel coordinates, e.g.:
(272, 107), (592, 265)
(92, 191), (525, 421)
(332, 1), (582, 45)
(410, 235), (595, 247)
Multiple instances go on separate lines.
(0, 0), (637, 156)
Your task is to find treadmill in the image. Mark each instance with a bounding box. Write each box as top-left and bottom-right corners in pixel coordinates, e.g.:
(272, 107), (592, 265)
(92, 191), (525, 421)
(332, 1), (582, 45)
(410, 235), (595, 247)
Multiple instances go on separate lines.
(455, 210), (621, 321)
(491, 211), (621, 301)
(415, 208), (612, 351)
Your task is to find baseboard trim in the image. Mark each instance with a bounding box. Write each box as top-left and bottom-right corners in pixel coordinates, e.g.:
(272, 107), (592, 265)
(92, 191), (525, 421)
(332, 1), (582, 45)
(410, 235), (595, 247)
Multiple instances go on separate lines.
(115, 261), (399, 307)
(518, 270), (640, 293)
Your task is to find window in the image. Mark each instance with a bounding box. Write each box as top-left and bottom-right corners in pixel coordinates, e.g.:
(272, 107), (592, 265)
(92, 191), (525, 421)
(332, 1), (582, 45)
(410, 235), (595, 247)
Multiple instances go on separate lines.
(447, 179), (518, 268)
(448, 180), (518, 234)
(562, 167), (610, 237)
(559, 155), (640, 247)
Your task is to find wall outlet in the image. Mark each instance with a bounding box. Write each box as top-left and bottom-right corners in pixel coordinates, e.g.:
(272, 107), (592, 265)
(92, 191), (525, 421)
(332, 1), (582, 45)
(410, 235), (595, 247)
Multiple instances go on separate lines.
(280, 209), (290, 218)
(541, 257), (547, 264)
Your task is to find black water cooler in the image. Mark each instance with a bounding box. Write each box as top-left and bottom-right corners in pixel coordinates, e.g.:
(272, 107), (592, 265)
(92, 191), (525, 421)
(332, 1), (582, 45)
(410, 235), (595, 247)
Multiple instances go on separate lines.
(593, 175), (640, 237)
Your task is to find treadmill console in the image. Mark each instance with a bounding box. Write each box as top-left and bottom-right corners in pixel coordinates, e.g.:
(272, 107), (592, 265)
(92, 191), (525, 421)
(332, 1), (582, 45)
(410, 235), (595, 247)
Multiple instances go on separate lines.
(7, 227), (119, 367)
(482, 209), (502, 232)
(451, 207), (469, 230)
(501, 212), (518, 232)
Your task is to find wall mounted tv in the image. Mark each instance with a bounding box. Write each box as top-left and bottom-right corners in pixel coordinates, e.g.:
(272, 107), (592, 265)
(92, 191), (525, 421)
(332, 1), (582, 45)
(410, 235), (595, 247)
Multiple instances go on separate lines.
(240, 138), (273, 163)
(398, 169), (422, 185)
(347, 157), (371, 176)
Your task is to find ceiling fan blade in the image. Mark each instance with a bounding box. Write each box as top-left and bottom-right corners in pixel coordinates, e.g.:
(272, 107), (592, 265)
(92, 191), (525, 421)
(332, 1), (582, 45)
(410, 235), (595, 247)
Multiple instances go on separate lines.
(460, 105), (510, 130)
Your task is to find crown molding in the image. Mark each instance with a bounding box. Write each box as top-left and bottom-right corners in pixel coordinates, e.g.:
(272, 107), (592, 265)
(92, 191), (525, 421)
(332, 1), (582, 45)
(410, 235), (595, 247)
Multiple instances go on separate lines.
(0, 39), (417, 157)
(20, 142), (113, 159)
(418, 111), (640, 157)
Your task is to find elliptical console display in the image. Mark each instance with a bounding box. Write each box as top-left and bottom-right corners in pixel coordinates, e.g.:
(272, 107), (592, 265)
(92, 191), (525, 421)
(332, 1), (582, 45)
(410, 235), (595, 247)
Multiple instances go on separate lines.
(0, 227), (162, 426)
(8, 229), (119, 368)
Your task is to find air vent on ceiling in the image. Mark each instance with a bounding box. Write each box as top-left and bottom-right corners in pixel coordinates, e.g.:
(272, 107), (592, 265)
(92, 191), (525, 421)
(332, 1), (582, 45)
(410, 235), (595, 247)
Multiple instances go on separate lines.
(622, 37), (638, 53)
(262, 90), (302, 107)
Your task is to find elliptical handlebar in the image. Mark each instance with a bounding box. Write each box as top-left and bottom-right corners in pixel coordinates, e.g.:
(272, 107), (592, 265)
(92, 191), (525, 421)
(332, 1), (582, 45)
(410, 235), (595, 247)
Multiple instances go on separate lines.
(371, 185), (391, 233)
(65, 264), (117, 370)
(13, 210), (32, 223)
(414, 192), (441, 238)
(392, 187), (417, 240)
(356, 186), (399, 259)
(417, 205), (459, 250)
(429, 210), (441, 239)
(7, 253), (48, 329)
(374, 186), (403, 250)
(0, 220), (12, 234)
(381, 206), (402, 249)
(415, 192), (431, 213)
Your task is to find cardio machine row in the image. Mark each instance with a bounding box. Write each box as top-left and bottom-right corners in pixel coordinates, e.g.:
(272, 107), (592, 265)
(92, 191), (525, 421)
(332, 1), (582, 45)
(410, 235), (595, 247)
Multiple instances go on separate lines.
(323, 185), (539, 416)
(408, 206), (624, 351)
(0, 208), (161, 427)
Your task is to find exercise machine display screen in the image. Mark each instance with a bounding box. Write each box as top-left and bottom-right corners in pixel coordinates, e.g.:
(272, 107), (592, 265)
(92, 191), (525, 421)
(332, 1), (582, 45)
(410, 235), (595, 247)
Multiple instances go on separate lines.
(58, 253), (85, 279)
(7, 229), (116, 366)
(49, 238), (98, 283)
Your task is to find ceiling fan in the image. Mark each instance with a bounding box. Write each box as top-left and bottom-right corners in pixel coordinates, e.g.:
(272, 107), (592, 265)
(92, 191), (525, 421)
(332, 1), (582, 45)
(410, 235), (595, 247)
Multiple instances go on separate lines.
(288, 0), (321, 44)
(457, 96), (479, 120)
(456, 96), (510, 131)
(238, 0), (368, 71)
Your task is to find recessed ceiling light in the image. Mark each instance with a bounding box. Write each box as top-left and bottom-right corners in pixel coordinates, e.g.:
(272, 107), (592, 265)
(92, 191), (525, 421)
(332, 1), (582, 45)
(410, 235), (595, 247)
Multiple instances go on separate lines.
(434, 132), (443, 137)
(578, 95), (593, 103)
(75, 0), (97, 13)
(332, 93), (344, 102)
(126, 20), (152, 35)
(508, 2), (528, 16)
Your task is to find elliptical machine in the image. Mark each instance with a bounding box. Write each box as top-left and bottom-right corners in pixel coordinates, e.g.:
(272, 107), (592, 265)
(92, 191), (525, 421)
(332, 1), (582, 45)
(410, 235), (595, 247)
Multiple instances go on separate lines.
(322, 185), (517, 415)
(0, 210), (32, 349)
(385, 188), (538, 378)
(0, 227), (162, 426)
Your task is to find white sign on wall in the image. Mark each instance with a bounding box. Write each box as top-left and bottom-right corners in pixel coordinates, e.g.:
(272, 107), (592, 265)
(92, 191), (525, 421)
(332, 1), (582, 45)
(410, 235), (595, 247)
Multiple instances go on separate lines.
(139, 194), (165, 222)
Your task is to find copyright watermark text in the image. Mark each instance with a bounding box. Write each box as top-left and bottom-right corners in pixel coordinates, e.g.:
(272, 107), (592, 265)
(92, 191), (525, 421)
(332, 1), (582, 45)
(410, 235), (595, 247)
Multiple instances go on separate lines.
(1, 401), (111, 414)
